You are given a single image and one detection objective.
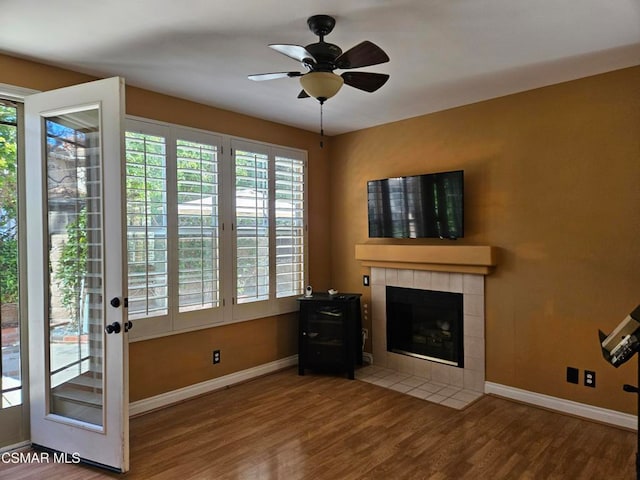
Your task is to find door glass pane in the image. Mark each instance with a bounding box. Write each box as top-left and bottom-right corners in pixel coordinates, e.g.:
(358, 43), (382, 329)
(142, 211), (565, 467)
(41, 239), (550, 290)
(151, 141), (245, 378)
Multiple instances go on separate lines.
(0, 102), (21, 408)
(46, 108), (103, 426)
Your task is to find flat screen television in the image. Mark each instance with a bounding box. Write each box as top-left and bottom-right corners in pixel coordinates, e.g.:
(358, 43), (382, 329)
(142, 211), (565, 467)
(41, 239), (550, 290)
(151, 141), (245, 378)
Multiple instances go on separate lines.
(367, 170), (464, 239)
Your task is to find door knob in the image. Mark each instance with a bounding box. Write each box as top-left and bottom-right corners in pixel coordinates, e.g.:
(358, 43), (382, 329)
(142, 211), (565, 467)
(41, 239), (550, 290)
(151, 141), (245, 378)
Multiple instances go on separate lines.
(110, 297), (121, 308)
(105, 322), (121, 334)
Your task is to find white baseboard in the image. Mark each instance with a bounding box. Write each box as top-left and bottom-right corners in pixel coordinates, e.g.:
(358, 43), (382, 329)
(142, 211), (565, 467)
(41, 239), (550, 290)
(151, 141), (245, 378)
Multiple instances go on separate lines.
(130, 359), (636, 430)
(129, 355), (298, 417)
(0, 440), (31, 454)
(485, 382), (637, 430)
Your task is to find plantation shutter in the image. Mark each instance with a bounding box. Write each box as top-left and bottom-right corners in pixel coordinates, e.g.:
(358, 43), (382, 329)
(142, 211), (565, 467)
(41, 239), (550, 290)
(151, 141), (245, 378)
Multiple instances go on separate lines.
(176, 139), (220, 312)
(274, 153), (305, 298)
(234, 146), (269, 304)
(125, 131), (168, 319)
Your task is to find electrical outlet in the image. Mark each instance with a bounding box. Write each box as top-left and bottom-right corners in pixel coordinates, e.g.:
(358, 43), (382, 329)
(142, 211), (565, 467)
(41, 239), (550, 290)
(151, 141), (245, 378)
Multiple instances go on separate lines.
(213, 349), (221, 364)
(584, 370), (596, 388)
(566, 366), (579, 384)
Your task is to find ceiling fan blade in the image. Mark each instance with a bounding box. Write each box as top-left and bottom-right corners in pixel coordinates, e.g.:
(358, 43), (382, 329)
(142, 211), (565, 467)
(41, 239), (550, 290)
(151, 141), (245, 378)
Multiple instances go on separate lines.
(341, 72), (390, 93)
(269, 44), (316, 65)
(297, 90), (310, 99)
(335, 41), (389, 69)
(248, 72), (302, 81)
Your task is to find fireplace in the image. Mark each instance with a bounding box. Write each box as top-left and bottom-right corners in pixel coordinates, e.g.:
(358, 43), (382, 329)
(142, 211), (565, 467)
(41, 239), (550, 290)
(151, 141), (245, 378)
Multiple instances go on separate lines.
(386, 286), (463, 367)
(368, 268), (486, 392)
(355, 244), (495, 393)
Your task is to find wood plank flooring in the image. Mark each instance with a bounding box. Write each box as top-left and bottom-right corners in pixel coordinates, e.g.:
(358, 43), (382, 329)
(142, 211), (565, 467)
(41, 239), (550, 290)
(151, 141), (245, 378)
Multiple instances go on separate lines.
(1, 367), (636, 479)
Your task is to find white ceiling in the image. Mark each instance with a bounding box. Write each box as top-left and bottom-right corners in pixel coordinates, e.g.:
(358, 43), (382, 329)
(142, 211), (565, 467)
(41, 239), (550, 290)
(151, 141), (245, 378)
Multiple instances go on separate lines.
(2, 0), (639, 135)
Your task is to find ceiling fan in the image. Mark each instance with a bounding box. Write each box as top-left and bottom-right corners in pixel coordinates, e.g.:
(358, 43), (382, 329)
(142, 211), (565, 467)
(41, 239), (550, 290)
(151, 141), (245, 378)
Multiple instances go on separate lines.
(248, 14), (390, 104)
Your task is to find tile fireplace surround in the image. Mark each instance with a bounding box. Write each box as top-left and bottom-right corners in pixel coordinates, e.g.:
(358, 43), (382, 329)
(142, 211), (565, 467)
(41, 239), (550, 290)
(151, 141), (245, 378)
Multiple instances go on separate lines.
(355, 244), (497, 409)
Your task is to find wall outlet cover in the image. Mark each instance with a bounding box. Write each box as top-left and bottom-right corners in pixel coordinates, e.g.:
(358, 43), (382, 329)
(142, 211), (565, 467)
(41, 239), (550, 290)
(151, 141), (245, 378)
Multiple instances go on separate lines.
(566, 366), (579, 384)
(584, 370), (596, 388)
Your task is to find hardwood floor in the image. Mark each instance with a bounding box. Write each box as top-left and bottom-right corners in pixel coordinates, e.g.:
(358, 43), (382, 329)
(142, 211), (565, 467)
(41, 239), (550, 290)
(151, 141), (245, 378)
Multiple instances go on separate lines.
(1, 367), (636, 479)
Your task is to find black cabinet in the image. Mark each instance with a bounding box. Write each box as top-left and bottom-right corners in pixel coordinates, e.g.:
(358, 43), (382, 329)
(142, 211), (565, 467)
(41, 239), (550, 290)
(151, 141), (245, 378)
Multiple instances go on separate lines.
(297, 293), (362, 380)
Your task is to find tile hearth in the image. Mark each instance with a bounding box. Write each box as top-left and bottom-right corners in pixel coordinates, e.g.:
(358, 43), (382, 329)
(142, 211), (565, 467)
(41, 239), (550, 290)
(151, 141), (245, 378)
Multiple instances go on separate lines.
(356, 364), (483, 410)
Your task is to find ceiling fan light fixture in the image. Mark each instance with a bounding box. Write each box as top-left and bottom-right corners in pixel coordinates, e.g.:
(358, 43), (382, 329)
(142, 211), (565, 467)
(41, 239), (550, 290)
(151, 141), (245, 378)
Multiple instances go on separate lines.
(300, 71), (344, 102)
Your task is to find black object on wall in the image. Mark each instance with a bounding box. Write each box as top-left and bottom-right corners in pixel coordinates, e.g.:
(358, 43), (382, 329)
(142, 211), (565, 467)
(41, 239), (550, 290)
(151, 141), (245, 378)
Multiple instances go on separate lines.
(367, 170), (463, 239)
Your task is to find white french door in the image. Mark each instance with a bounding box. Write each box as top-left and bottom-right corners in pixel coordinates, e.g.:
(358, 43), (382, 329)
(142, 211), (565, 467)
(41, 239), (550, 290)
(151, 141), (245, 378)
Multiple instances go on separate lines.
(25, 77), (129, 471)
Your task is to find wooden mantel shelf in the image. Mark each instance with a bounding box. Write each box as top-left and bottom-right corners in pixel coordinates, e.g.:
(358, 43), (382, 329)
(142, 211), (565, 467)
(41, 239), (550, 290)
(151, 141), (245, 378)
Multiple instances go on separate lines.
(355, 244), (497, 275)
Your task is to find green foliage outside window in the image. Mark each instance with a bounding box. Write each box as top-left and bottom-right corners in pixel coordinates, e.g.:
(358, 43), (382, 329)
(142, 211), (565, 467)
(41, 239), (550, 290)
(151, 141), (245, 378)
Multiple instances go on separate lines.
(0, 105), (19, 305)
(55, 208), (87, 320)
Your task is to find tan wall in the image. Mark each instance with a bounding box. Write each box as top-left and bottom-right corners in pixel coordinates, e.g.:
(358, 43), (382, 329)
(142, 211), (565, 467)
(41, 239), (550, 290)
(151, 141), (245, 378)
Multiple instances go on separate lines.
(128, 314), (297, 400)
(0, 53), (332, 402)
(6, 51), (640, 413)
(329, 66), (640, 414)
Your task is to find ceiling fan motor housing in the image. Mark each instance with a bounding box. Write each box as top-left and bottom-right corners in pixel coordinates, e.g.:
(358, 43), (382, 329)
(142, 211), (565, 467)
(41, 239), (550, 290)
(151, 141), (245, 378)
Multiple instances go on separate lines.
(305, 42), (342, 71)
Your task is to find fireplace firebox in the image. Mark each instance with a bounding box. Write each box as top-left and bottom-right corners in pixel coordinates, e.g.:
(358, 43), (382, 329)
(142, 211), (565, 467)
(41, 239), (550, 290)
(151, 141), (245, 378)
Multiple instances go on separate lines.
(386, 286), (464, 367)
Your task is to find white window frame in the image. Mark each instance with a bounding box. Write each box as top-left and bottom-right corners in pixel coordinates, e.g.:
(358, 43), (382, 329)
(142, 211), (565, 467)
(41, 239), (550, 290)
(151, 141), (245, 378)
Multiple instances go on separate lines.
(0, 94), (26, 409)
(229, 139), (307, 321)
(0, 83), (38, 448)
(126, 117), (307, 341)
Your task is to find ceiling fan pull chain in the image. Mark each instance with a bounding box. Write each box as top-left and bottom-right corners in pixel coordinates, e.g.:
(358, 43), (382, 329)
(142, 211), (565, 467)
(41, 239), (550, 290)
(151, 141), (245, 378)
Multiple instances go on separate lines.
(320, 100), (324, 148)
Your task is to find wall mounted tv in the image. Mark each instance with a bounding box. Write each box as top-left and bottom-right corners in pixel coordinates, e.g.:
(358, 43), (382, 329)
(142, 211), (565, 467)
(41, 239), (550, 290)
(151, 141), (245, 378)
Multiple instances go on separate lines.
(367, 170), (464, 239)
